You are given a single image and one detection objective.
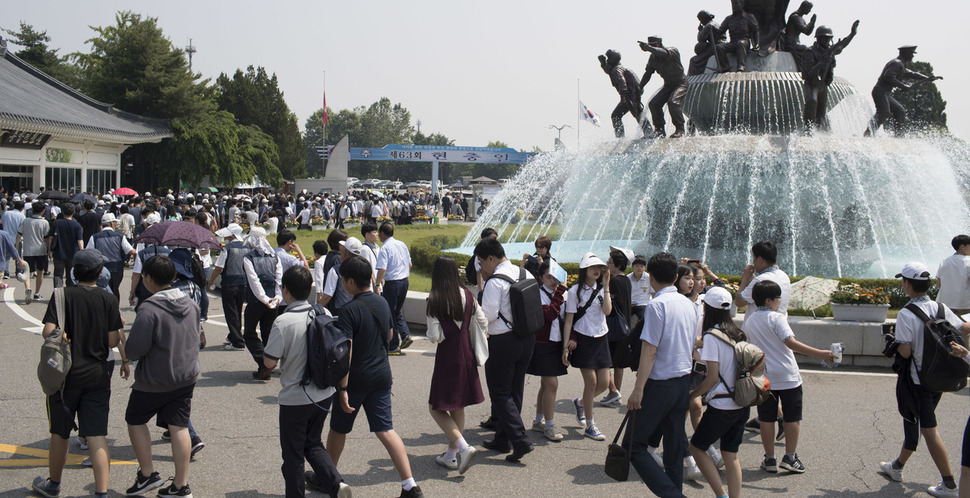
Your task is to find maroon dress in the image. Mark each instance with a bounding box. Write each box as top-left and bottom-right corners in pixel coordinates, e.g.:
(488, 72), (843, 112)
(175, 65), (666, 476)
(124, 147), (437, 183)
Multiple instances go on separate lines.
(428, 290), (485, 411)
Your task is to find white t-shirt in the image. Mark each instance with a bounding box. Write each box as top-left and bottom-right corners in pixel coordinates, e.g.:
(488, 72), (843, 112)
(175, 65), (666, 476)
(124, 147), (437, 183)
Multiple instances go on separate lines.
(628, 272), (653, 306)
(566, 283), (607, 338)
(740, 266), (791, 317)
(742, 308), (801, 390)
(937, 254), (970, 310)
(895, 296), (963, 385)
(323, 266), (340, 298)
(700, 328), (743, 410)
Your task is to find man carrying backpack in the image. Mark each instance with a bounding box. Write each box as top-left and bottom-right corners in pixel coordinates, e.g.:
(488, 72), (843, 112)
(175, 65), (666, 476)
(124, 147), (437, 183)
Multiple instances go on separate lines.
(262, 266), (351, 498)
(879, 262), (970, 498)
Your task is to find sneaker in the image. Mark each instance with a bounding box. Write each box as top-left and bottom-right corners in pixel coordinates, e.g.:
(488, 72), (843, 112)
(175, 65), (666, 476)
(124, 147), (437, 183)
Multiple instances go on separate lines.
(531, 420), (545, 432)
(125, 470), (163, 495)
(878, 460), (903, 482)
(82, 456), (91, 467)
(190, 436), (205, 458)
(34, 293), (43, 300)
(543, 423), (564, 442)
(24, 288), (32, 304)
(707, 446), (725, 469)
(776, 420), (786, 441)
(573, 398), (586, 425)
(336, 482), (352, 498)
(400, 336), (414, 350)
(457, 446), (478, 475)
(157, 483), (193, 497)
(400, 485), (424, 498)
(387, 347), (404, 356)
(685, 458), (704, 481)
(744, 418), (761, 433)
(584, 424), (606, 441)
(435, 452), (458, 470)
(779, 453), (805, 473)
(161, 431), (171, 440)
(927, 481), (959, 498)
(305, 471), (327, 492)
(761, 455), (778, 473)
(224, 344), (245, 351)
(598, 391), (622, 406)
(647, 446), (663, 467)
(77, 436), (89, 450)
(252, 369), (272, 381)
(31, 476), (60, 497)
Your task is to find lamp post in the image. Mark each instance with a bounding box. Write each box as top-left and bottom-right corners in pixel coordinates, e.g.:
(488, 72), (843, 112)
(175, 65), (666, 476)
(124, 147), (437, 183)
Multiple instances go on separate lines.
(548, 124), (572, 140)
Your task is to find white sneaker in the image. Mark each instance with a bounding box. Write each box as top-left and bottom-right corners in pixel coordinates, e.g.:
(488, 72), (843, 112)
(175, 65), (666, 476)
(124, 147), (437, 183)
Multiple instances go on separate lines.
(707, 446), (725, 469)
(77, 436), (88, 450)
(531, 420), (545, 433)
(685, 457), (704, 481)
(927, 482), (958, 498)
(457, 446), (478, 475)
(435, 452), (458, 470)
(336, 482), (353, 498)
(878, 460), (903, 482)
(543, 423), (564, 442)
(82, 456), (91, 467)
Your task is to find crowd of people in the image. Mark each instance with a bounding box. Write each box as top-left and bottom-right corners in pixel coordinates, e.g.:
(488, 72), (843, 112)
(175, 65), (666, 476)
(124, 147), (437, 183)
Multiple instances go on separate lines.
(4, 186), (970, 497)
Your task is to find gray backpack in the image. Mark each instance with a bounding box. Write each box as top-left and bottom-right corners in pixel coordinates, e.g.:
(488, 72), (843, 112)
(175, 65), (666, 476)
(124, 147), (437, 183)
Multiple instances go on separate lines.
(705, 328), (773, 408)
(38, 288), (70, 395)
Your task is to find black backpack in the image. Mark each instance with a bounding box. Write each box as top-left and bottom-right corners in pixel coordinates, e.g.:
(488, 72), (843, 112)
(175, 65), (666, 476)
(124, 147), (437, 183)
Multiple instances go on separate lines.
(487, 267), (544, 338)
(465, 255), (478, 286)
(905, 302), (970, 392)
(300, 304), (352, 397)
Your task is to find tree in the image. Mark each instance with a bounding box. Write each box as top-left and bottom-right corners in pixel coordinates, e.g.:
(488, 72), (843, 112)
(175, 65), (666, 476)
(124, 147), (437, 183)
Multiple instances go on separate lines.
(318, 98), (415, 181)
(216, 66), (305, 179)
(895, 60), (947, 133)
(478, 140), (520, 181)
(2, 21), (79, 86)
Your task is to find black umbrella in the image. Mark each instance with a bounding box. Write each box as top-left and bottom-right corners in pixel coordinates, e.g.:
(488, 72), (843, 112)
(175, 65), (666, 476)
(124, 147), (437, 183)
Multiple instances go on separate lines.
(38, 190), (70, 201)
(71, 193), (96, 203)
(134, 221), (221, 250)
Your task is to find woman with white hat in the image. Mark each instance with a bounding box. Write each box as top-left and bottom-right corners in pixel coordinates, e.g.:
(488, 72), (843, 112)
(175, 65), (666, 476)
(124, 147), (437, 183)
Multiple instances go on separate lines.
(562, 252), (612, 441)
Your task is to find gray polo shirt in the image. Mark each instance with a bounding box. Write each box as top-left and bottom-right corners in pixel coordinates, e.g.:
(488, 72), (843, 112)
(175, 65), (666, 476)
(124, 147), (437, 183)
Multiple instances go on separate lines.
(18, 215), (49, 257)
(263, 301), (336, 406)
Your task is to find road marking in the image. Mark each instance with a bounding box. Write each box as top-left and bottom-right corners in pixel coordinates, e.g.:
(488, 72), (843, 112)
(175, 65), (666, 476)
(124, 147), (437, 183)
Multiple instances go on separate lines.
(803, 368), (896, 378)
(3, 286), (43, 327)
(0, 443), (136, 467)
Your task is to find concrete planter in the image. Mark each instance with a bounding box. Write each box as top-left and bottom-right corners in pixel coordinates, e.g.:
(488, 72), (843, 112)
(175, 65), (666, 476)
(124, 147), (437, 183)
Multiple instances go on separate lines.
(312, 225), (328, 231)
(831, 303), (890, 323)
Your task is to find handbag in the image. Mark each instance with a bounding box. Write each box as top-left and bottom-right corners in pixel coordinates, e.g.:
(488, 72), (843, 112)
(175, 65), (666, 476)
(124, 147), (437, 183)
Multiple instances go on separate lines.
(38, 288), (70, 395)
(605, 409), (635, 481)
(466, 289), (490, 366)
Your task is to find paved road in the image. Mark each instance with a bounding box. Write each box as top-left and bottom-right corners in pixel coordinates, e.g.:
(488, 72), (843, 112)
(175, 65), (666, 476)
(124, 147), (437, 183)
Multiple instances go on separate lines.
(1, 274), (968, 497)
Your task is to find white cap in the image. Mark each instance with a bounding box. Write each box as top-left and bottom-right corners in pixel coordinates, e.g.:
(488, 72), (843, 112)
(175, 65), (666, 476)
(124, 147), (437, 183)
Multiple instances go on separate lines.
(339, 237), (364, 256)
(299, 196), (305, 201)
(609, 245), (636, 266)
(896, 262), (931, 280)
(215, 223), (244, 239)
(145, 192), (152, 197)
(101, 213), (117, 225)
(704, 287), (733, 310)
(97, 199), (105, 206)
(248, 226), (268, 239)
(166, 194), (175, 200)
(144, 213), (161, 226)
(579, 252), (606, 269)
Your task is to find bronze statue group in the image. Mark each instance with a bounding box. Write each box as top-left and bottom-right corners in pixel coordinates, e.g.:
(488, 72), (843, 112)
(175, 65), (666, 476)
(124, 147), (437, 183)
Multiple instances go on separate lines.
(599, 0), (941, 138)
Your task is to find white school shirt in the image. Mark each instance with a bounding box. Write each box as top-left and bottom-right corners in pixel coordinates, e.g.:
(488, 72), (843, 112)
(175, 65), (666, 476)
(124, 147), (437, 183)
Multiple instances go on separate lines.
(313, 258), (326, 296)
(895, 296), (963, 386)
(376, 237), (411, 281)
(540, 284), (565, 342)
(742, 307), (801, 390)
(739, 266), (791, 317)
(640, 286), (697, 380)
(565, 283), (608, 338)
(628, 272), (653, 306)
(700, 327), (743, 410)
(937, 253), (970, 310)
(481, 260), (525, 336)
(362, 241), (380, 280)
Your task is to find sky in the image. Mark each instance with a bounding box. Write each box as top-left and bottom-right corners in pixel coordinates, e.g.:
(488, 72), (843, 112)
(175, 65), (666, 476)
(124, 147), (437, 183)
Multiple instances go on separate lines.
(3, 0), (967, 151)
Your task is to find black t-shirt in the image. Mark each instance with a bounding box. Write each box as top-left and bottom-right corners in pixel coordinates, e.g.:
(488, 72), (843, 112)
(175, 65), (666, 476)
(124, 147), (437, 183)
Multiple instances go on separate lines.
(43, 286), (123, 388)
(80, 211), (101, 243)
(337, 291), (392, 392)
(48, 218), (83, 261)
(609, 275), (633, 322)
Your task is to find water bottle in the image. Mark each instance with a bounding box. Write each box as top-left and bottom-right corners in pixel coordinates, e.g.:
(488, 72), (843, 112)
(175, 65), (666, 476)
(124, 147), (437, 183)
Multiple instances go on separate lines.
(830, 342), (843, 367)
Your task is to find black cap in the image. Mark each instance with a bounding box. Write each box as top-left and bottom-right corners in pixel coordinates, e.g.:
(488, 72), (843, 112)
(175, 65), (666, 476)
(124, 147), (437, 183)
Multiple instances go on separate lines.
(72, 249), (105, 268)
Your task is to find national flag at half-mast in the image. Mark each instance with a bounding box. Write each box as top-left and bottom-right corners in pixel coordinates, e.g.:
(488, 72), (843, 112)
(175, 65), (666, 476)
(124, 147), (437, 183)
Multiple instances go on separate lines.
(579, 100), (601, 127)
(323, 92), (329, 126)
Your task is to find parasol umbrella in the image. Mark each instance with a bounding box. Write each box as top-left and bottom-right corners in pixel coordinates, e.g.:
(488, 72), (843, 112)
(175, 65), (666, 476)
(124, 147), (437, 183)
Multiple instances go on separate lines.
(112, 187), (137, 196)
(789, 276), (840, 314)
(134, 221), (221, 250)
(71, 193), (96, 203)
(37, 189), (70, 201)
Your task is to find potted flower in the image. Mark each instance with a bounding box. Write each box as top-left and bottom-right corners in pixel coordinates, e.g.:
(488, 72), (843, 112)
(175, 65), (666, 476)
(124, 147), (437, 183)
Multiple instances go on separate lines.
(376, 215), (393, 224)
(414, 215), (431, 224)
(829, 284), (891, 322)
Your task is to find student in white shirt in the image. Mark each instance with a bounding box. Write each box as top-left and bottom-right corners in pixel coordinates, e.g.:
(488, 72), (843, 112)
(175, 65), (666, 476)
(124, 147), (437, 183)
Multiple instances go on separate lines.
(735, 241), (791, 317)
(527, 261), (569, 442)
(628, 255), (652, 322)
(563, 253), (612, 442)
(689, 287), (749, 498)
(937, 235), (970, 315)
(311, 240), (328, 305)
(744, 280), (833, 475)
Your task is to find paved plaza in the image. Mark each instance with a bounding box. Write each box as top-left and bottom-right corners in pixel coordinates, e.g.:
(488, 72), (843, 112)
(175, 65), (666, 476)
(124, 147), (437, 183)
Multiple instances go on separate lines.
(1, 274), (968, 497)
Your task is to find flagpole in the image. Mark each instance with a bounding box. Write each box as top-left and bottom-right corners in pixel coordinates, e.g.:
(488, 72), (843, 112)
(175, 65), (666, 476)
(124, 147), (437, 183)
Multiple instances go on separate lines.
(322, 70), (326, 176)
(576, 78), (580, 147)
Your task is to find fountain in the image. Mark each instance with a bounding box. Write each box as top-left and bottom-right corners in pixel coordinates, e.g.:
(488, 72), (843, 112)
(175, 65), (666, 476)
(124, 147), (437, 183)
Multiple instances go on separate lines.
(454, 7), (970, 278)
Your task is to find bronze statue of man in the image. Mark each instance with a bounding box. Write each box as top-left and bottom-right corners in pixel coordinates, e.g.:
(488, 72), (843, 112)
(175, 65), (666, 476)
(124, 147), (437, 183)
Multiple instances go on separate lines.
(784, 1), (817, 70)
(866, 45), (942, 136)
(801, 21), (859, 132)
(688, 10), (726, 75)
(715, 0), (760, 72)
(638, 36), (689, 138)
(599, 50), (649, 138)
